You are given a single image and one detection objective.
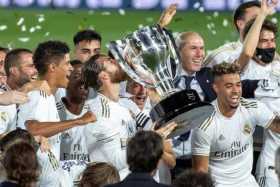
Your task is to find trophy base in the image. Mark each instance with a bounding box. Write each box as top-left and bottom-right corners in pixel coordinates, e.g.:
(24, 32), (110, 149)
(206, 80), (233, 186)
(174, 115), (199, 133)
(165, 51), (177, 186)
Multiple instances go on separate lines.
(150, 89), (214, 138)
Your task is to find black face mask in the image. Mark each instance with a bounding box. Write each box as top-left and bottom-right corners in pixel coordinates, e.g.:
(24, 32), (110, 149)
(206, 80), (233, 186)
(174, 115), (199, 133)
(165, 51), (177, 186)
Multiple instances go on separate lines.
(255, 48), (276, 64)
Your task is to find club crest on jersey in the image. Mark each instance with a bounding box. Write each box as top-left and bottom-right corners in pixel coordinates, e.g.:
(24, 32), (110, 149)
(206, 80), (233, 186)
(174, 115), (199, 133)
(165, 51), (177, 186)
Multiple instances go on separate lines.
(243, 124), (252, 135)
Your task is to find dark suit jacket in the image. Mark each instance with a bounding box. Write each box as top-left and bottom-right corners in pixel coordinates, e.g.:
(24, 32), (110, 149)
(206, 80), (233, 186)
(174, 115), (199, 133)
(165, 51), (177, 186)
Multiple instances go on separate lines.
(105, 173), (170, 187)
(178, 67), (260, 102)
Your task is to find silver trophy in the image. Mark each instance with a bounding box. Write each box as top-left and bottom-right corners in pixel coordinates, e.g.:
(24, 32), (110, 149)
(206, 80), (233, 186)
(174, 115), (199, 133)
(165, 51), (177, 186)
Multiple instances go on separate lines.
(107, 25), (214, 138)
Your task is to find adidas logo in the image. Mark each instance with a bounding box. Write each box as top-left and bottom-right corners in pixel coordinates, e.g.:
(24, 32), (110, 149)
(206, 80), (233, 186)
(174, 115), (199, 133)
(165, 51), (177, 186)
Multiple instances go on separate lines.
(218, 134), (226, 141)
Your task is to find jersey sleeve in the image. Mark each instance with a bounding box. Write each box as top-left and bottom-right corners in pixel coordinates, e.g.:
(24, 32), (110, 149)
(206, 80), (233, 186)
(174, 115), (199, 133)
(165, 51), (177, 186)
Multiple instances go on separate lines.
(250, 100), (275, 129)
(191, 127), (212, 156)
(17, 91), (49, 129)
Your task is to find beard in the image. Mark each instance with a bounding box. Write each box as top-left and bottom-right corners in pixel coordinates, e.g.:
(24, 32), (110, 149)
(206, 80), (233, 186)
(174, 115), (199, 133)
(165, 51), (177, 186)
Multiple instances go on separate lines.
(109, 68), (128, 83)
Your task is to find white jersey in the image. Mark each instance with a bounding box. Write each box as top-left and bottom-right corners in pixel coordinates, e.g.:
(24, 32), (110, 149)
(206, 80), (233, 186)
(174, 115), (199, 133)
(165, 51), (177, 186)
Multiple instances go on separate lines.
(241, 59), (280, 80)
(56, 99), (90, 161)
(0, 85), (17, 134)
(204, 40), (242, 67)
(17, 90), (61, 159)
(255, 79), (280, 186)
(85, 93), (137, 179)
(191, 98), (275, 186)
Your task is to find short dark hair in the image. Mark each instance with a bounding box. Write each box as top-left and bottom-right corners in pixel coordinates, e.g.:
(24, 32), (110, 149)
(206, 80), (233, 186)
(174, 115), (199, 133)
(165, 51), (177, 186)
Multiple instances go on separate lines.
(233, 1), (261, 32)
(172, 170), (214, 187)
(73, 29), (102, 45)
(212, 62), (240, 79)
(82, 54), (107, 90)
(127, 131), (163, 173)
(3, 142), (40, 187)
(70, 59), (83, 66)
(33, 40), (69, 76)
(0, 47), (9, 53)
(0, 129), (38, 153)
(4, 48), (32, 77)
(79, 162), (120, 187)
(243, 19), (278, 40)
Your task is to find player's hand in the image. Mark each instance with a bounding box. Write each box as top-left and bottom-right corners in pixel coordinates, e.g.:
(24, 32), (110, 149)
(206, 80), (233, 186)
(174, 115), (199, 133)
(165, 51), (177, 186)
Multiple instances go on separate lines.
(79, 111), (97, 125)
(158, 4), (177, 28)
(0, 90), (28, 105)
(155, 121), (177, 139)
(261, 0), (278, 16)
(34, 136), (51, 152)
(147, 88), (161, 104)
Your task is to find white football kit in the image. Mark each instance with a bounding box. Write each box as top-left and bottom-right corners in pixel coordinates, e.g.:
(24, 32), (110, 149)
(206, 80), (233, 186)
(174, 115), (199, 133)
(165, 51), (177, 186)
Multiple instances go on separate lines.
(17, 90), (71, 187)
(204, 40), (242, 67)
(254, 78), (280, 187)
(56, 99), (90, 161)
(191, 98), (275, 187)
(85, 93), (137, 179)
(0, 85), (17, 134)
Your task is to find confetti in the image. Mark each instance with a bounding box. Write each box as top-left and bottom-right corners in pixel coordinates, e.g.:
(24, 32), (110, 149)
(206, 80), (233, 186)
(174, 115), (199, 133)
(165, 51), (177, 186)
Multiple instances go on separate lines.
(18, 37), (30, 42)
(17, 17), (24, 26)
(138, 24), (143, 28)
(44, 32), (50, 37)
(0, 25), (7, 31)
(118, 9), (125, 16)
(211, 30), (217, 35)
(193, 2), (200, 9)
(35, 25), (42, 30)
(29, 27), (36, 33)
(38, 16), (45, 23)
(101, 11), (111, 16)
(213, 11), (219, 17)
(271, 17), (278, 24)
(223, 19), (228, 27)
(198, 7), (204, 12)
(20, 25), (26, 32)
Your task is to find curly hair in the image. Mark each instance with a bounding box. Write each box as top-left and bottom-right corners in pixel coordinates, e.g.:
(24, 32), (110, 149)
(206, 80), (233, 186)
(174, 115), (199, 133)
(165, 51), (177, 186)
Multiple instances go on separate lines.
(212, 62), (240, 79)
(3, 142), (40, 187)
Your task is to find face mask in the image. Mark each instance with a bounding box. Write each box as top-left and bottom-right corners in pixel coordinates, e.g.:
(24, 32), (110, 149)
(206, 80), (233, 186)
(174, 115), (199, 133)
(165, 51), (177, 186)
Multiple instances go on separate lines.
(255, 48), (276, 64)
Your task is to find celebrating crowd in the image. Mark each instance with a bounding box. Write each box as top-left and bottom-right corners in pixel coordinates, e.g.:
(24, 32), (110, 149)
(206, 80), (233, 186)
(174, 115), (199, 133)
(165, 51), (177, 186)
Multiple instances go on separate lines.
(0, 0), (280, 187)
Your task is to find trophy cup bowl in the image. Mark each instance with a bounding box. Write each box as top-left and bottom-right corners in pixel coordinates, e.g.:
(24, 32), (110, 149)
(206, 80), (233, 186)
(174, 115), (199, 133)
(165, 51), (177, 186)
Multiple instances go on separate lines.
(107, 25), (214, 138)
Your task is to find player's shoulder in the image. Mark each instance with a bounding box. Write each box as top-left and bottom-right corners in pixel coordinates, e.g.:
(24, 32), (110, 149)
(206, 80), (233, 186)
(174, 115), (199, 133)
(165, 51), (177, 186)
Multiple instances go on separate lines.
(27, 90), (50, 99)
(86, 94), (111, 118)
(240, 97), (259, 109)
(197, 110), (216, 133)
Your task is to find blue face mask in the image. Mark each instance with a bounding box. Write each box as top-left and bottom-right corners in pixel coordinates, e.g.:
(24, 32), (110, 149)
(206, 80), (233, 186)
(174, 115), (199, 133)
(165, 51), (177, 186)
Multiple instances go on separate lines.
(255, 48), (276, 64)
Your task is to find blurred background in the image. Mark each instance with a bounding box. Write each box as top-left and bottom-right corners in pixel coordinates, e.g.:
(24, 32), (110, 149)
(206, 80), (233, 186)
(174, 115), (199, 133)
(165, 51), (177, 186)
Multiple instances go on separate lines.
(0, 0), (279, 55)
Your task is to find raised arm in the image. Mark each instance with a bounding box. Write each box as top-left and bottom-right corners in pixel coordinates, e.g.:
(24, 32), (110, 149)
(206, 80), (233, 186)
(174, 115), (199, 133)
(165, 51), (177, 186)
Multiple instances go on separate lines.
(157, 4), (177, 28)
(26, 111), (96, 137)
(236, 0), (277, 71)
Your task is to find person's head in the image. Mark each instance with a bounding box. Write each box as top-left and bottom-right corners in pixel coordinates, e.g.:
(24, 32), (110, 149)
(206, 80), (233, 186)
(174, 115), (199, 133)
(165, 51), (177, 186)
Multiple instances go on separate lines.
(2, 142), (40, 187)
(33, 40), (73, 89)
(212, 62), (241, 110)
(243, 19), (277, 64)
(74, 29), (102, 63)
(177, 32), (205, 75)
(4, 48), (37, 88)
(126, 79), (147, 110)
(233, 1), (261, 37)
(172, 170), (214, 187)
(66, 60), (88, 103)
(275, 147), (280, 182)
(79, 162), (120, 187)
(0, 47), (9, 72)
(0, 129), (38, 154)
(127, 131), (163, 174)
(82, 54), (126, 91)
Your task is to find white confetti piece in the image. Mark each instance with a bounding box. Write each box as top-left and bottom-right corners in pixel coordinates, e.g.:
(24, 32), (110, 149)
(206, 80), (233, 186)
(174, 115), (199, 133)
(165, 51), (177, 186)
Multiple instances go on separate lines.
(198, 7), (204, 12)
(21, 25), (26, 32)
(213, 11), (219, 17)
(44, 32), (50, 37)
(138, 24), (143, 28)
(101, 11), (111, 16)
(35, 25), (42, 30)
(18, 37), (30, 42)
(29, 27), (36, 33)
(118, 9), (125, 15)
(271, 17), (278, 24)
(17, 17), (24, 26)
(38, 16), (45, 23)
(223, 19), (228, 27)
(193, 2), (200, 9)
(211, 30), (217, 35)
(0, 25), (7, 31)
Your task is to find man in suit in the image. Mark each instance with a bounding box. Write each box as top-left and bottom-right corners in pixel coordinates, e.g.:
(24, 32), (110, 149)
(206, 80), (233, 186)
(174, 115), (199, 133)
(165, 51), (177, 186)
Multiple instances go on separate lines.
(105, 130), (170, 187)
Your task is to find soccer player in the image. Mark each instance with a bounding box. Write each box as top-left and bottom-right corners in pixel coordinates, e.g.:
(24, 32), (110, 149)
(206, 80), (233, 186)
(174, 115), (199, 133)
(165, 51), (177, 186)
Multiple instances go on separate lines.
(191, 62), (280, 187)
(73, 29), (102, 63)
(57, 60), (90, 162)
(204, 1), (261, 67)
